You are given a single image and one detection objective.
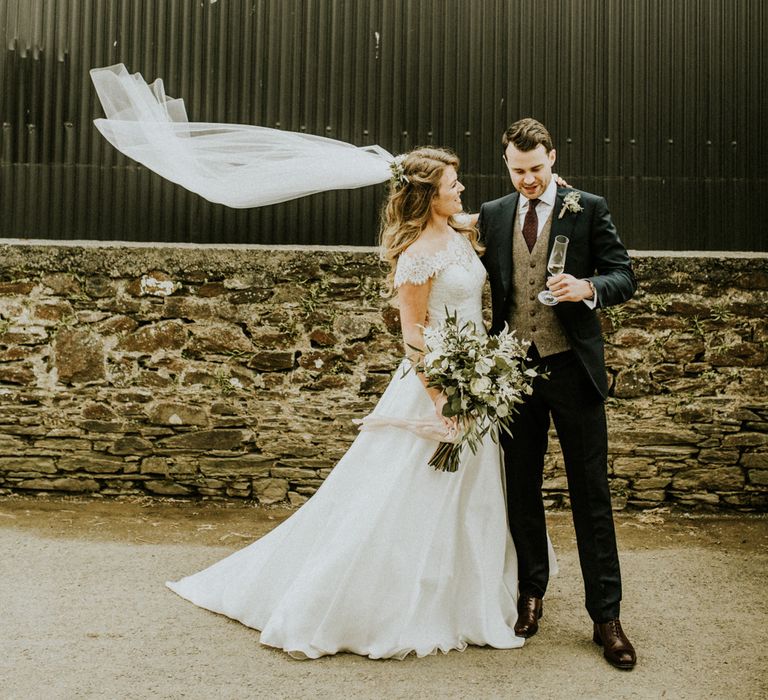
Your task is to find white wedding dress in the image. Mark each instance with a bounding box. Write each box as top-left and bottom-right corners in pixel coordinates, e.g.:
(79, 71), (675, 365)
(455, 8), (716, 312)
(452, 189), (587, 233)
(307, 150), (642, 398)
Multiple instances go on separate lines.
(167, 230), (556, 659)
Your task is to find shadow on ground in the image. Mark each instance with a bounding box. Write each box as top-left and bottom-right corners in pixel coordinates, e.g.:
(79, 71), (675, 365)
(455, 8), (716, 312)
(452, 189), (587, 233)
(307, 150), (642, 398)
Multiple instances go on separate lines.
(1, 495), (766, 700)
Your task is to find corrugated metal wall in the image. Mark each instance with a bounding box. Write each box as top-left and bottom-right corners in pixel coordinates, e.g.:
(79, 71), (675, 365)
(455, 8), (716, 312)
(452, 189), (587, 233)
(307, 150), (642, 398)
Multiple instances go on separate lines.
(1, 0), (765, 249)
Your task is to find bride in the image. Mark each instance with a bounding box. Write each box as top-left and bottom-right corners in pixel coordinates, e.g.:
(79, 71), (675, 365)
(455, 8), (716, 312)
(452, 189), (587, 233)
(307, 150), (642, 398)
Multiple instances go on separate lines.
(167, 147), (556, 659)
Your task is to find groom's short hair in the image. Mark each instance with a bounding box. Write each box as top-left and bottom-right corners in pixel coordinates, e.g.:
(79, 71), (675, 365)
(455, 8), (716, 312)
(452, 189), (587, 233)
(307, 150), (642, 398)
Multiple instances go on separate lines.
(503, 118), (554, 154)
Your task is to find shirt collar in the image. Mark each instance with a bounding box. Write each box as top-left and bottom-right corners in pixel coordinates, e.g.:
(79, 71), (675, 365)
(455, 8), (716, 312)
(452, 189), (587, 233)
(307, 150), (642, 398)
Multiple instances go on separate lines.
(518, 176), (558, 211)
(540, 176), (558, 207)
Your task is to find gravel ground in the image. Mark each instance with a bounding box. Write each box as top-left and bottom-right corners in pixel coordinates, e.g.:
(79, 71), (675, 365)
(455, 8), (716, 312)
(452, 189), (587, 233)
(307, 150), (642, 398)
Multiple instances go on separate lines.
(1, 495), (766, 700)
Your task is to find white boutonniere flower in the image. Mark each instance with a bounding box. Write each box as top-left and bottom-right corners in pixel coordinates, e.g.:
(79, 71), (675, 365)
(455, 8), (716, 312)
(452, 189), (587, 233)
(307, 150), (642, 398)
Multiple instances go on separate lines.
(558, 191), (583, 219)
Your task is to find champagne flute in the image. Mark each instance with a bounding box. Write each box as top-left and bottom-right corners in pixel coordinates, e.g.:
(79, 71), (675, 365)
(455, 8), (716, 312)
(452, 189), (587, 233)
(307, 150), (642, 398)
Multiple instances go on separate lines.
(538, 235), (569, 306)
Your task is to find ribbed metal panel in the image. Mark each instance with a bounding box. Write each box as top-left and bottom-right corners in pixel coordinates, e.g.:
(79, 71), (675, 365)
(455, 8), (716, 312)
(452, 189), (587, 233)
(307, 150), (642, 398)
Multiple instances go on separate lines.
(1, 0), (765, 249)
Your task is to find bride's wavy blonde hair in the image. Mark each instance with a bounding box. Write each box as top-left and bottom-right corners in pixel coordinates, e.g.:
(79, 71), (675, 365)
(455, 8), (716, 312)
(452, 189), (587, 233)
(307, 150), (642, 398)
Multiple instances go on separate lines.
(379, 147), (483, 295)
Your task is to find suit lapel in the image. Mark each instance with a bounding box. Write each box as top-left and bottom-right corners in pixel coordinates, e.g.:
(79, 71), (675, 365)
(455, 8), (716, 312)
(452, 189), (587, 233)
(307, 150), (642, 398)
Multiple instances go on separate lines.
(497, 192), (519, 297)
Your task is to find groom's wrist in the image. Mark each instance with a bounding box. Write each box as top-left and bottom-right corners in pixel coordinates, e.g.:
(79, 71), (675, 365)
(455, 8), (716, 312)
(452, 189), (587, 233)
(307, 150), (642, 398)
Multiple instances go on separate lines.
(583, 279), (595, 300)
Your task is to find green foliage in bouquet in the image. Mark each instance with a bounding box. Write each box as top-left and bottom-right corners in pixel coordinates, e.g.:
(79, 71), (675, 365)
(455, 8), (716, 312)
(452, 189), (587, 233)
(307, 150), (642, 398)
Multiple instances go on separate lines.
(408, 310), (540, 472)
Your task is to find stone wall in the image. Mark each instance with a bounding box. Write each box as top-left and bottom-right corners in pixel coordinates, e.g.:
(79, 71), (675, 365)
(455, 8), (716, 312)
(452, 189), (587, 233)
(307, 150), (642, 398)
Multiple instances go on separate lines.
(0, 241), (765, 510)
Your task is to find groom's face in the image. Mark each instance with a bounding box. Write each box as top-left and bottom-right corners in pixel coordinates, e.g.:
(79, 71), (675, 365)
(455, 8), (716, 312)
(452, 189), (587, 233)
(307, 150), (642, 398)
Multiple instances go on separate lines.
(503, 144), (557, 200)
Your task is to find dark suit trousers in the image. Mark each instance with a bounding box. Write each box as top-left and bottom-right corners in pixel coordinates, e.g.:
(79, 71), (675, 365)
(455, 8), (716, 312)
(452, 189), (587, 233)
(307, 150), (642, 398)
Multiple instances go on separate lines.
(502, 348), (622, 622)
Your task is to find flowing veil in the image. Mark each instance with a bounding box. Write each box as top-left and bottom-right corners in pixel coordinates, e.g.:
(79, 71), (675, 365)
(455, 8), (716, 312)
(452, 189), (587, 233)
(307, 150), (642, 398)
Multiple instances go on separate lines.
(90, 64), (394, 208)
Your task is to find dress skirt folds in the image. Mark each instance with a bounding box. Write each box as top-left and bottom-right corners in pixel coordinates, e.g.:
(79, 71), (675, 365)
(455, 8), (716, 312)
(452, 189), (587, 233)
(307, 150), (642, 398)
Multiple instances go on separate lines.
(167, 360), (535, 659)
(167, 231), (556, 659)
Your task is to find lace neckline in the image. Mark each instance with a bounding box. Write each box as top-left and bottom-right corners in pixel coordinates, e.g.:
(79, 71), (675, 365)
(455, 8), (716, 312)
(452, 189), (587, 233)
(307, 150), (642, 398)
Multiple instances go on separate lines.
(394, 231), (477, 288)
(401, 230), (463, 263)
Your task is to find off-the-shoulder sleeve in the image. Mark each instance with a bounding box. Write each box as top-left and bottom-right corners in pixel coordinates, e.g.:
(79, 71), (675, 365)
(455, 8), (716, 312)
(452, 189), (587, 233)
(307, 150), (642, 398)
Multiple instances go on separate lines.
(394, 252), (444, 288)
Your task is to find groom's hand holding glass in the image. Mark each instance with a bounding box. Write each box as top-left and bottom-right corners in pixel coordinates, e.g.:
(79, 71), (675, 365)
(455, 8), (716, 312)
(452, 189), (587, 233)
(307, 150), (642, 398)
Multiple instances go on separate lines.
(545, 274), (596, 303)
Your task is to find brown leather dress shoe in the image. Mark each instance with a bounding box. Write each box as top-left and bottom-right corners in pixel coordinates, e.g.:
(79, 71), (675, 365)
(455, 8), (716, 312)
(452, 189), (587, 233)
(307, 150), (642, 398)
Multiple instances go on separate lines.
(514, 594), (543, 638)
(593, 619), (637, 669)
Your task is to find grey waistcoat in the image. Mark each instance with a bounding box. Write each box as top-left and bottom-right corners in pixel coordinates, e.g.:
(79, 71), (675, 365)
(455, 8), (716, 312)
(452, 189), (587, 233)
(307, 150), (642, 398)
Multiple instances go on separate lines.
(507, 210), (572, 357)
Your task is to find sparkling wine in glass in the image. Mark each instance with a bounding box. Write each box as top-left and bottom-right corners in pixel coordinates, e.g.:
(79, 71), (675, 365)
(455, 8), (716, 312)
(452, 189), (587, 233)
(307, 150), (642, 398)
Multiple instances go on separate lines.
(538, 235), (569, 306)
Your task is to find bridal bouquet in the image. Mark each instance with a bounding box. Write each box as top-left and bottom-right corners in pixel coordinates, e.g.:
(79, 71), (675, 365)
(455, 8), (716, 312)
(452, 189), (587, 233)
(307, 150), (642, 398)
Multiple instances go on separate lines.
(410, 313), (539, 473)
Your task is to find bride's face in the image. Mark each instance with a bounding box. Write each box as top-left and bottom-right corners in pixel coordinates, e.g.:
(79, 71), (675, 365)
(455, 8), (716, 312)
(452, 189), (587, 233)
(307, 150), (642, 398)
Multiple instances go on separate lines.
(431, 165), (465, 219)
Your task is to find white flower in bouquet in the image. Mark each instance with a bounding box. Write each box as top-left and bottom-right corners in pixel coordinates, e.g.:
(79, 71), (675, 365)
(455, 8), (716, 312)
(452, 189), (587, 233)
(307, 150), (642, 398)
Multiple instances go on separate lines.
(475, 358), (493, 375)
(470, 376), (492, 395)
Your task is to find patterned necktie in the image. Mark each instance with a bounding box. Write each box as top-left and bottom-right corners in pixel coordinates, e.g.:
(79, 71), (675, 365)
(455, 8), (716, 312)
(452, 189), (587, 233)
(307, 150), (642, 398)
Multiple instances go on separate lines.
(522, 198), (540, 253)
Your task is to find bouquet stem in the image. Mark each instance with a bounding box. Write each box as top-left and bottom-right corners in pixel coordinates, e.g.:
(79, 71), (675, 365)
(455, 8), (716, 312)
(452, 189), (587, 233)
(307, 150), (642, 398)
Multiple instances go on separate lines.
(428, 441), (461, 473)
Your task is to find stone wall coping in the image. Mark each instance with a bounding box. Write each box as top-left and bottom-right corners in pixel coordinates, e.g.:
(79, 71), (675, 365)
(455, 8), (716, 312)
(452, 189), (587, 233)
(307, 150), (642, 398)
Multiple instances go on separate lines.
(0, 239), (379, 254)
(629, 250), (768, 259)
(1, 239), (767, 259)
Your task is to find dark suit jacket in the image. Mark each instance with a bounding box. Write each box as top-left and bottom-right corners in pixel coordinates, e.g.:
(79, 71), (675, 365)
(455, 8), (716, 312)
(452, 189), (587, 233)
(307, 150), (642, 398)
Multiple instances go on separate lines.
(478, 187), (637, 398)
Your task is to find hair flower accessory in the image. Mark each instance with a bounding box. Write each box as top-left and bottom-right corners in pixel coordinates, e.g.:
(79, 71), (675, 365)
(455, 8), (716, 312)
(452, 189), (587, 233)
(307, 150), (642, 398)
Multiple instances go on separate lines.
(558, 191), (583, 219)
(389, 154), (409, 188)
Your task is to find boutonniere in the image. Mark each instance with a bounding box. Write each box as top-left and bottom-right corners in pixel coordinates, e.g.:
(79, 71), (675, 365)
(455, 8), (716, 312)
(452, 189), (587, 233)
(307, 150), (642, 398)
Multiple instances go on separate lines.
(558, 191), (583, 219)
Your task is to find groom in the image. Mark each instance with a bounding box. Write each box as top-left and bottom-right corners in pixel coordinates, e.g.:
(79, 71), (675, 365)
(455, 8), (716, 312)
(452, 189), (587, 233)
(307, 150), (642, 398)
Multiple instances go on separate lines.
(478, 118), (637, 669)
